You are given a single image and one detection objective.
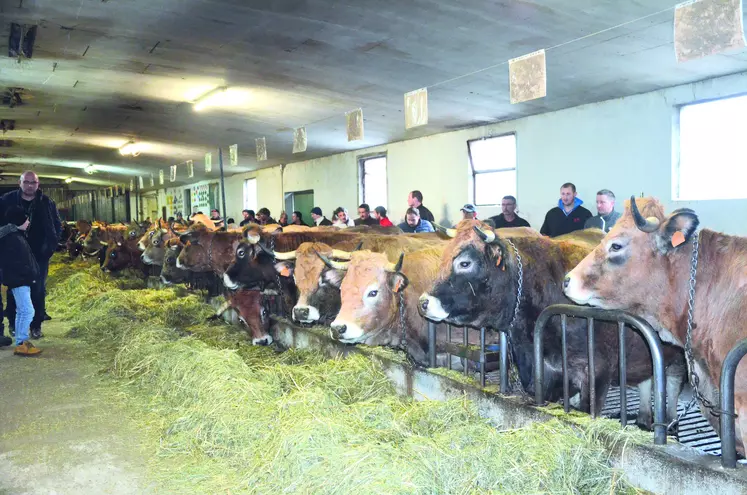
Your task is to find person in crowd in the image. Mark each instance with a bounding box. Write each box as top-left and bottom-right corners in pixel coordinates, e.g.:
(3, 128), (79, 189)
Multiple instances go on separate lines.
(584, 189), (621, 233)
(209, 209), (224, 228)
(398, 207), (435, 233)
(489, 195), (531, 229)
(174, 211), (188, 226)
(332, 207), (355, 228)
(310, 207), (332, 226)
(239, 209), (256, 227)
(407, 190), (435, 223)
(1, 171), (61, 339)
(372, 206), (394, 227)
(226, 218), (235, 226)
(0, 206), (41, 355)
(354, 203), (379, 226)
(167, 216), (175, 223)
(257, 208), (276, 225)
(460, 204), (478, 221)
(278, 211), (289, 227)
(291, 211), (306, 226)
(540, 182), (592, 237)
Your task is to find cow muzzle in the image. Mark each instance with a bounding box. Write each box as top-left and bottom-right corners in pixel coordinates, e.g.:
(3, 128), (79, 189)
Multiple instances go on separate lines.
(329, 319), (364, 342)
(293, 305), (320, 323)
(562, 271), (592, 304)
(223, 272), (240, 289)
(418, 293), (449, 321)
(252, 335), (274, 346)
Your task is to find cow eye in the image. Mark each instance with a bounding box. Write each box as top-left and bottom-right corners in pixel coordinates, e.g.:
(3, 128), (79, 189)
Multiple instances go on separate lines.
(609, 243), (623, 253)
(237, 248), (246, 258)
(459, 261), (471, 269)
(110, 252), (116, 258)
(153, 239), (160, 246)
(367, 290), (378, 298)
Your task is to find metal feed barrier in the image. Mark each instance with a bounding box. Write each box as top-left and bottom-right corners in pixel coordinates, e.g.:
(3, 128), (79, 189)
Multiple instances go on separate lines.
(720, 338), (747, 468)
(533, 304), (668, 446)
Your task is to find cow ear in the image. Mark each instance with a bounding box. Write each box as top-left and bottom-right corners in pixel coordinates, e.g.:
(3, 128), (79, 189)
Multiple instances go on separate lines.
(485, 241), (506, 270)
(388, 272), (409, 293)
(322, 268), (345, 287)
(274, 261), (294, 278)
(657, 208), (699, 252)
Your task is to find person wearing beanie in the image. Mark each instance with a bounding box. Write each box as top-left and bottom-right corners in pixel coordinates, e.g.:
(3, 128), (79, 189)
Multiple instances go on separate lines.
(0, 205), (41, 355)
(372, 206), (394, 227)
(310, 207), (332, 226)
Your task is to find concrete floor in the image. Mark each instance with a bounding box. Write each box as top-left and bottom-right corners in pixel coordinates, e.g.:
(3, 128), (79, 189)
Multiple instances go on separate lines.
(0, 322), (153, 495)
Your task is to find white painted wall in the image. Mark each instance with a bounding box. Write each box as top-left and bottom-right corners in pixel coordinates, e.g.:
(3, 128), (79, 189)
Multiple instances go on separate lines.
(138, 70), (747, 235)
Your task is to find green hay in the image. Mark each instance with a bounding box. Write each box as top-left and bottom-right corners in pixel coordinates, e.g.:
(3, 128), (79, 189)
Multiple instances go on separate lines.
(44, 257), (642, 494)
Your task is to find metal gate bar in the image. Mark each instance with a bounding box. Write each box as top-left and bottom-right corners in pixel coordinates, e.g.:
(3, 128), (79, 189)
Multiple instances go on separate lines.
(533, 304), (667, 445)
(720, 338), (747, 468)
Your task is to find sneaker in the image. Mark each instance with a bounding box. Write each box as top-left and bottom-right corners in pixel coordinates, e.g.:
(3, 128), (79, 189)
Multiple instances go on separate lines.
(14, 341), (42, 356)
(30, 327), (43, 340)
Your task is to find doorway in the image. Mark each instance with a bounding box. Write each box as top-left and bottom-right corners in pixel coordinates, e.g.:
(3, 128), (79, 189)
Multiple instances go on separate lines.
(284, 190), (314, 226)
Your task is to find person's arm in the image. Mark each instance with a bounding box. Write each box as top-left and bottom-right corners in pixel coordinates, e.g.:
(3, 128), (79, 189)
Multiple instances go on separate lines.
(539, 212), (550, 236)
(423, 220), (435, 233)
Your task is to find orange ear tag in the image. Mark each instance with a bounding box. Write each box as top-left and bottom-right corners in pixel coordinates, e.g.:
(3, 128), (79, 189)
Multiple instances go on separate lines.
(671, 231), (686, 247)
(279, 266), (291, 277)
(393, 278), (405, 293)
(495, 255), (502, 267)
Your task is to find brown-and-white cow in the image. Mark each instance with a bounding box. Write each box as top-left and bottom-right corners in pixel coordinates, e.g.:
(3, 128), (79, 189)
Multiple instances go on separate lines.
(564, 197), (747, 451)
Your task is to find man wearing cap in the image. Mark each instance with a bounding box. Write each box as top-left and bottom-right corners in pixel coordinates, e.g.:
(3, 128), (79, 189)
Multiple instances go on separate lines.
(460, 204), (478, 221)
(372, 206), (394, 227)
(1, 171), (61, 340)
(310, 207), (332, 226)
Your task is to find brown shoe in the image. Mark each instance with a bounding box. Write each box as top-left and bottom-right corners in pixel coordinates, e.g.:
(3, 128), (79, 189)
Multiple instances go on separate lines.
(14, 341), (42, 356)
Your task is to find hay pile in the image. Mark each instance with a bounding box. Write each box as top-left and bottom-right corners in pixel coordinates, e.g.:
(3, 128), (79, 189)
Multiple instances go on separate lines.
(46, 254), (641, 494)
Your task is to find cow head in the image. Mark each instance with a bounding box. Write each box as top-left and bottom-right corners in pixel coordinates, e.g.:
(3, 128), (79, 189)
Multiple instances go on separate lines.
(102, 238), (140, 272)
(564, 197), (699, 331)
(142, 222), (183, 265)
(269, 242), (349, 324)
(419, 220), (523, 329)
(160, 239), (190, 285)
(222, 241), (275, 290)
(82, 226), (108, 256)
(176, 224), (213, 271)
(329, 251), (406, 344)
(229, 290), (273, 346)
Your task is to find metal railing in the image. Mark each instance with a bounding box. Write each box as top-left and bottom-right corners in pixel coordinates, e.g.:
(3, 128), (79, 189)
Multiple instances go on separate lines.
(720, 338), (747, 468)
(533, 304), (668, 445)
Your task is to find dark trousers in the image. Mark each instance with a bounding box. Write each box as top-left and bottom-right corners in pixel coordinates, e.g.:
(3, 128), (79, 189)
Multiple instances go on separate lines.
(5, 256), (49, 330)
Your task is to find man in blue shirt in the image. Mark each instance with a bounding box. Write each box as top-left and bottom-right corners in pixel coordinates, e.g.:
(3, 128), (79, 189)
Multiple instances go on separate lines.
(398, 207), (435, 233)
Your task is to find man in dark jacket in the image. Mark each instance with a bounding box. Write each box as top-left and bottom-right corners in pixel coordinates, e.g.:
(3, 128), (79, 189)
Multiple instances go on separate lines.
(539, 183), (592, 238)
(0, 206), (42, 355)
(310, 207), (333, 226)
(407, 190), (435, 224)
(489, 195), (531, 229)
(354, 204), (379, 226)
(584, 189), (621, 233)
(2, 171), (61, 338)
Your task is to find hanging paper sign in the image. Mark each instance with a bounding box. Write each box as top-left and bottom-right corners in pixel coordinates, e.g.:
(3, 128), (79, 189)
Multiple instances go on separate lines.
(109, 187), (114, 197)
(256, 137), (267, 161)
(89, 192), (92, 202)
(130, 179), (134, 192)
(346, 108), (364, 141)
(205, 152), (212, 173)
(293, 126), (307, 153)
(229, 144), (238, 166)
(187, 160), (194, 178)
(509, 49), (547, 104)
(674, 0), (745, 62)
(149, 174), (155, 187)
(170, 165), (177, 182)
(159, 170), (165, 185)
(139, 176), (144, 189)
(404, 87), (428, 129)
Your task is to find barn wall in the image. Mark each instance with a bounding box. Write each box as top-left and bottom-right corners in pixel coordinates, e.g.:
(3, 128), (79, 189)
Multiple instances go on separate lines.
(153, 69), (747, 235)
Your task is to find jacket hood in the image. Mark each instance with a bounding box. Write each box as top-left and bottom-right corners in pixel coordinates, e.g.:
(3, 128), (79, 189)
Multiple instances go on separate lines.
(558, 197), (584, 215)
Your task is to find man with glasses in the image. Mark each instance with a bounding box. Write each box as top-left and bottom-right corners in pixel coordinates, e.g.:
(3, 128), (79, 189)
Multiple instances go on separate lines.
(1, 171), (61, 339)
(488, 195), (531, 229)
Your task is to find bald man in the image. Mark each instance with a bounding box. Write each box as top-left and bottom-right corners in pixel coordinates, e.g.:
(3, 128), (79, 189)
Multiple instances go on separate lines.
(1, 171), (61, 339)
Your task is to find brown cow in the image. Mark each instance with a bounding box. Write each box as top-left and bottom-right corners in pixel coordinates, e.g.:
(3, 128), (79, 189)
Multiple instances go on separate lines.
(564, 197), (747, 451)
(329, 246), (446, 365)
(176, 225), (243, 274)
(102, 237), (146, 274)
(214, 289), (272, 345)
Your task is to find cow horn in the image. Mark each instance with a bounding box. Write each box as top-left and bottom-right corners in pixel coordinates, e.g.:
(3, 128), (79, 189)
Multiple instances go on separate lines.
(243, 226), (261, 244)
(473, 226), (497, 243)
(314, 249), (349, 271)
(99, 241), (108, 246)
(385, 252), (405, 273)
(331, 249), (353, 260)
(630, 196), (660, 233)
(257, 241), (296, 260)
(433, 223), (457, 238)
(354, 241), (364, 251)
(169, 221), (180, 237)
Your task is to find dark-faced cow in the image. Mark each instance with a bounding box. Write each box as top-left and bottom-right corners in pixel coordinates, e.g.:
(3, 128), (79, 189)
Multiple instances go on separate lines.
(418, 219), (685, 424)
(102, 238), (147, 274)
(564, 197), (747, 450)
(214, 289), (272, 346)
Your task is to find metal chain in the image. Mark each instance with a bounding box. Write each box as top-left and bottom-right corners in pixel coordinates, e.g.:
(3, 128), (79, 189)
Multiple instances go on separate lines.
(398, 291), (408, 353)
(503, 239), (526, 395)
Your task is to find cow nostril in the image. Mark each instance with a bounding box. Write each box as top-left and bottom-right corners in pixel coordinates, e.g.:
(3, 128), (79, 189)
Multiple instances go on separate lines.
(332, 324), (347, 335)
(421, 299), (429, 311)
(563, 276), (571, 289)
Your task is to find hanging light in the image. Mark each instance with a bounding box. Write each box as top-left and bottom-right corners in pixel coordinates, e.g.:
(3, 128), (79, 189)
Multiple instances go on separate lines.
(118, 141), (141, 157)
(193, 86), (228, 112)
(85, 164), (96, 175)
(64, 177), (73, 183)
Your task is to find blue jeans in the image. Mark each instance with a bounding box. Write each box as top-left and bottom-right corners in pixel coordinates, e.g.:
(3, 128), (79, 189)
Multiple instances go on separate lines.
(11, 286), (34, 345)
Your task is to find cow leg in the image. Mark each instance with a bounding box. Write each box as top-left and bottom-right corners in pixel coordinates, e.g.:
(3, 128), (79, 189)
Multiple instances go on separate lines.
(635, 378), (653, 430)
(575, 365), (610, 415)
(665, 359), (686, 426)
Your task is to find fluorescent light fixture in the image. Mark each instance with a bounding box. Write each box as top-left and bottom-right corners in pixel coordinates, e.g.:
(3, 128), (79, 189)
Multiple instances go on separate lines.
(119, 141), (141, 157)
(64, 177), (74, 183)
(85, 164), (96, 175)
(193, 86), (228, 112)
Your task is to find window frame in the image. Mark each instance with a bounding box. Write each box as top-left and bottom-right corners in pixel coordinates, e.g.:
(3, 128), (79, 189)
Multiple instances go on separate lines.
(358, 153), (388, 208)
(467, 132), (517, 207)
(243, 177), (258, 212)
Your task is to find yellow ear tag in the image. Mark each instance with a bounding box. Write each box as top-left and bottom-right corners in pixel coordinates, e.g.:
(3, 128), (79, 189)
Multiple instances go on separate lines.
(671, 231), (686, 247)
(393, 278), (405, 293)
(279, 266), (291, 277)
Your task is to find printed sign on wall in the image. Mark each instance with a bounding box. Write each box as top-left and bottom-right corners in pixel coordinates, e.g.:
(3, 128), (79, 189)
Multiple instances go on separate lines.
(509, 49), (547, 104)
(205, 152), (212, 173)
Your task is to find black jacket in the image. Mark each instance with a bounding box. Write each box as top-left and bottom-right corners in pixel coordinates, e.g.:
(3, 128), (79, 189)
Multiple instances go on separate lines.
(316, 218), (333, 226)
(1, 189), (62, 260)
(540, 206), (592, 237)
(489, 213), (531, 229)
(414, 204), (435, 223)
(0, 224), (40, 289)
(354, 216), (379, 226)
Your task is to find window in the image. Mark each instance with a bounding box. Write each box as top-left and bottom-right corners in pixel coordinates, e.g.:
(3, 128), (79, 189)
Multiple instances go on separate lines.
(468, 134), (517, 206)
(359, 155), (388, 208)
(243, 178), (257, 211)
(675, 94), (747, 200)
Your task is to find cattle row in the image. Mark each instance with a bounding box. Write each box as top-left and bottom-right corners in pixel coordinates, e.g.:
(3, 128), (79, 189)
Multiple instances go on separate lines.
(59, 197), (747, 457)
